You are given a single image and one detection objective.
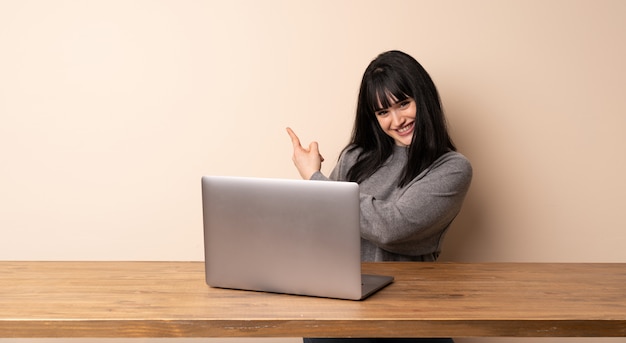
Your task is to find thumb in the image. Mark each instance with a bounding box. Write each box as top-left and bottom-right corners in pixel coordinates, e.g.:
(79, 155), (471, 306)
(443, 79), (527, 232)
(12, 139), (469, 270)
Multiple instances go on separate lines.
(309, 141), (325, 162)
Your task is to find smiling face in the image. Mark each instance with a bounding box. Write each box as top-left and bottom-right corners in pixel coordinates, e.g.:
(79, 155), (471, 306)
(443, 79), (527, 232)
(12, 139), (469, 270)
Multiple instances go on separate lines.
(374, 94), (417, 147)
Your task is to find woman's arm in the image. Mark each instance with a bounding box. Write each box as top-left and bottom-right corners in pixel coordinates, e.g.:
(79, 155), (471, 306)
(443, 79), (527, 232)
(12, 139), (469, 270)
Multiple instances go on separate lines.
(359, 154), (472, 255)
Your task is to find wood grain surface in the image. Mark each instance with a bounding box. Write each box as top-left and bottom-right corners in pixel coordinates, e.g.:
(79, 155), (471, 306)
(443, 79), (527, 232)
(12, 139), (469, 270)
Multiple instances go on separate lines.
(1, 262), (624, 338)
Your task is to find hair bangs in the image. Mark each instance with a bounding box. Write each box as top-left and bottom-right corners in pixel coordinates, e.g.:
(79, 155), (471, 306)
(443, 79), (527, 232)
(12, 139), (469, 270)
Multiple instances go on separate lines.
(366, 68), (411, 113)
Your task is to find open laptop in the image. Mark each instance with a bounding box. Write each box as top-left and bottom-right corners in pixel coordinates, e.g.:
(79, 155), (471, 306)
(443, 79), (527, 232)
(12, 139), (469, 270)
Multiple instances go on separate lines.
(201, 175), (393, 300)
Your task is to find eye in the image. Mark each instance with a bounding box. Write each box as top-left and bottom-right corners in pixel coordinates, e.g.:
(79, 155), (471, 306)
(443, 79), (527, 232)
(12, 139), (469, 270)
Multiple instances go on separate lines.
(399, 100), (411, 108)
(375, 109), (389, 116)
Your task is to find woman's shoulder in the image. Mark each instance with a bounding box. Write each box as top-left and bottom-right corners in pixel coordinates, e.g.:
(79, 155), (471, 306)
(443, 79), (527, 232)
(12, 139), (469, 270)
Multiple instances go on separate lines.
(407, 151), (473, 191)
(439, 150), (471, 164)
(338, 144), (364, 162)
(430, 151), (473, 176)
(427, 151), (472, 177)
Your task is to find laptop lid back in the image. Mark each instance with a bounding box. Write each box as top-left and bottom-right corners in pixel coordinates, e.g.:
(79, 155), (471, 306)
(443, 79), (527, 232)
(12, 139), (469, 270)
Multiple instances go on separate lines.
(201, 175), (363, 300)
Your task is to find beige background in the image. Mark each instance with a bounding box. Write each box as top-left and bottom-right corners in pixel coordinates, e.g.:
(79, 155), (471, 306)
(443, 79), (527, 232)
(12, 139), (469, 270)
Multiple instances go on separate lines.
(1, 0), (625, 342)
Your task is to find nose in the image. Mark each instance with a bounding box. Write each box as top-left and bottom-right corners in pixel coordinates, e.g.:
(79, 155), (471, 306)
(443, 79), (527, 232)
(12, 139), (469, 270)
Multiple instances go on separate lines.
(390, 110), (404, 127)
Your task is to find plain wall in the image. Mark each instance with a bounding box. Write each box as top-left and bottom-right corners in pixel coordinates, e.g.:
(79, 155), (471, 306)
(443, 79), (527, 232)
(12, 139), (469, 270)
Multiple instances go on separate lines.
(1, 1), (625, 342)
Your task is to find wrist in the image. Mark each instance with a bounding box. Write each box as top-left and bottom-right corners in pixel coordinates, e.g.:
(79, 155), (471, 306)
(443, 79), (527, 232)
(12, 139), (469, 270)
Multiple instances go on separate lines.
(301, 170), (319, 180)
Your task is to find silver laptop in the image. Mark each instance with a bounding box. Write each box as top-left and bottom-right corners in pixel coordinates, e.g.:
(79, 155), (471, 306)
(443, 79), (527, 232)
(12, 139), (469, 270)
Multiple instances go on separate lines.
(201, 175), (393, 300)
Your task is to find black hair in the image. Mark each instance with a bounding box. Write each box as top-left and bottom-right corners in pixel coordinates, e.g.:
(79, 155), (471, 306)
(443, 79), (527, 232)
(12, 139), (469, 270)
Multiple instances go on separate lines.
(345, 50), (456, 187)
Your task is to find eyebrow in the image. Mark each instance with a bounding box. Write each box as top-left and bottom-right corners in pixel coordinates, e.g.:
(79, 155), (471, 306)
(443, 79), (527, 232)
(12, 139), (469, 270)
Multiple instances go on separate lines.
(374, 97), (413, 112)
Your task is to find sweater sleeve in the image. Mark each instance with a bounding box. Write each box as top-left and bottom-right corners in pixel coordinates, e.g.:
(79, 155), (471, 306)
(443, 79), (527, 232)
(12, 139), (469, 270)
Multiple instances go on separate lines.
(359, 154), (472, 256)
(310, 147), (358, 182)
(311, 149), (472, 257)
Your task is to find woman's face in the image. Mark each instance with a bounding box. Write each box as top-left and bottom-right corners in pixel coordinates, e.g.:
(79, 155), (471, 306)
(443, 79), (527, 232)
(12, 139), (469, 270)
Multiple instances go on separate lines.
(374, 96), (417, 147)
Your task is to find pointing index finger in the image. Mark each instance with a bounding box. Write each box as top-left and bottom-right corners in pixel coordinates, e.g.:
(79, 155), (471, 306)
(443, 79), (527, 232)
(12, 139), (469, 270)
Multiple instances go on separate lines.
(286, 127), (302, 148)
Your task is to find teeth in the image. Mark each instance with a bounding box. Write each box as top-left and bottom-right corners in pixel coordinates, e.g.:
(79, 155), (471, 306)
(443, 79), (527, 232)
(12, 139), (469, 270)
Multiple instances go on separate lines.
(398, 123), (413, 133)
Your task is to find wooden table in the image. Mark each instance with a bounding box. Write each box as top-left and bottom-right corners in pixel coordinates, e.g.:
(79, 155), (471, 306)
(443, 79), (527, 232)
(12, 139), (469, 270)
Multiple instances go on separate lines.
(1, 262), (625, 338)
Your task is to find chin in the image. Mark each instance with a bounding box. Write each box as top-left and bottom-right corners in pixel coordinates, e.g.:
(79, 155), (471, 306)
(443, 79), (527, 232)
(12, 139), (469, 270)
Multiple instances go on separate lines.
(396, 138), (412, 147)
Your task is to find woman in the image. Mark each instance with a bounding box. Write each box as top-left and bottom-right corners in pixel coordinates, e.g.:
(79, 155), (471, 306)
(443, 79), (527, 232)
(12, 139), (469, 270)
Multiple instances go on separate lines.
(287, 50), (472, 343)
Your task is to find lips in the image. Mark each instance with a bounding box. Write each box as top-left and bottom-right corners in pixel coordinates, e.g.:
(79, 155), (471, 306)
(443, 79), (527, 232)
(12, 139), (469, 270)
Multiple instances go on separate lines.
(396, 122), (414, 136)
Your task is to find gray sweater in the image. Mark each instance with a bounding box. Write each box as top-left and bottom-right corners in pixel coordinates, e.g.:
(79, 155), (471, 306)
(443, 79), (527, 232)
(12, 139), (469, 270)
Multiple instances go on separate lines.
(311, 145), (472, 262)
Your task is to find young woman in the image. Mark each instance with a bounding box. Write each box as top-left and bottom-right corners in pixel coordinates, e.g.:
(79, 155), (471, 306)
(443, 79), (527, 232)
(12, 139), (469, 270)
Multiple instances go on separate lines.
(287, 50), (472, 263)
(287, 50), (472, 343)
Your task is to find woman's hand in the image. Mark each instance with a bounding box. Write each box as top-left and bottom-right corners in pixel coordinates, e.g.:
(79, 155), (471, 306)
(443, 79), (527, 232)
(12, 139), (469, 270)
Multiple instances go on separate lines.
(286, 127), (324, 180)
